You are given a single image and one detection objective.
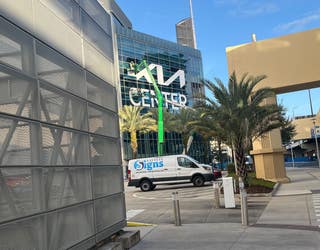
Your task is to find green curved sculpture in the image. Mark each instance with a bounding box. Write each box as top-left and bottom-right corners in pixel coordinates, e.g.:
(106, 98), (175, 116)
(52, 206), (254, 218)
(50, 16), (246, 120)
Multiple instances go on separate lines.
(129, 60), (164, 156)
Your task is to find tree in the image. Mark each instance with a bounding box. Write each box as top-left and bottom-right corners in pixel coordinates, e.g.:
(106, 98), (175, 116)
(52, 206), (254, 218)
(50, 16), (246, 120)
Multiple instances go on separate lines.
(202, 72), (284, 185)
(148, 108), (176, 132)
(280, 116), (296, 145)
(192, 102), (231, 164)
(119, 105), (157, 159)
(170, 108), (197, 154)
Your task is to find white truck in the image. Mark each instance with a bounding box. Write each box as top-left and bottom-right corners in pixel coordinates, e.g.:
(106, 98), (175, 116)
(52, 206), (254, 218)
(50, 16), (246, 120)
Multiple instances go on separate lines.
(127, 154), (214, 191)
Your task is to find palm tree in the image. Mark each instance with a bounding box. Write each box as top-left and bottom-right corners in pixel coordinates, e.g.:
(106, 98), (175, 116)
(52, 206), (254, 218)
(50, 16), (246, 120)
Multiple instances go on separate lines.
(201, 72), (284, 185)
(191, 100), (233, 164)
(147, 108), (176, 132)
(170, 108), (197, 154)
(280, 116), (296, 145)
(119, 105), (157, 159)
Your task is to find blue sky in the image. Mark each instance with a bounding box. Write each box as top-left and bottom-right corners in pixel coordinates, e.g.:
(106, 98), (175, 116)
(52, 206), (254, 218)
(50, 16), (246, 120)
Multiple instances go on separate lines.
(116, 0), (320, 118)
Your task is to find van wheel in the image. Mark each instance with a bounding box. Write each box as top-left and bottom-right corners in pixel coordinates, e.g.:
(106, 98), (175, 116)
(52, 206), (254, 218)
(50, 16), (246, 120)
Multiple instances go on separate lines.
(193, 175), (205, 187)
(140, 179), (152, 192)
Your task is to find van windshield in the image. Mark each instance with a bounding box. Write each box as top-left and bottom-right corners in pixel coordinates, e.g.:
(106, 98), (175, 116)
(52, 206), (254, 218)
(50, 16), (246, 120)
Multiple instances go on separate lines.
(178, 157), (198, 168)
(188, 157), (199, 164)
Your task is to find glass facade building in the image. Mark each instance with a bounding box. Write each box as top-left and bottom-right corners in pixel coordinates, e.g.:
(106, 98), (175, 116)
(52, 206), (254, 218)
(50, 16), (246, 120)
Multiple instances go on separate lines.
(0, 1), (126, 249)
(116, 26), (207, 161)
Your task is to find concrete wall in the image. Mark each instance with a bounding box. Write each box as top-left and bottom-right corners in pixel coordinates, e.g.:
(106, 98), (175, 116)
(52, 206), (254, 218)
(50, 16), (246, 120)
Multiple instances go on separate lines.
(293, 113), (320, 140)
(226, 28), (320, 94)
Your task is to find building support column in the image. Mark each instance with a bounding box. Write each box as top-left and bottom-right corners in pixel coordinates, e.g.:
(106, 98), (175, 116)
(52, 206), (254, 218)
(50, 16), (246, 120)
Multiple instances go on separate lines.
(250, 96), (290, 183)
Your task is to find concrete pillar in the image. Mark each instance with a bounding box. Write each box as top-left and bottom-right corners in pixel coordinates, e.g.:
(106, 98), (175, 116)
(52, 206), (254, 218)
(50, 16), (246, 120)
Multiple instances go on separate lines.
(250, 96), (289, 183)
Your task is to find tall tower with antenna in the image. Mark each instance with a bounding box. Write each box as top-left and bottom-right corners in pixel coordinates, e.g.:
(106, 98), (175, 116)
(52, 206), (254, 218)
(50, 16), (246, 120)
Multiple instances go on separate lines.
(189, 0), (197, 48)
(176, 0), (197, 48)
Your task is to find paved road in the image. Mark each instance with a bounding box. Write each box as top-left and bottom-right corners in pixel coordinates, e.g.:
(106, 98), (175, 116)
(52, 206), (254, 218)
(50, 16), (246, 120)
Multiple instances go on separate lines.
(124, 168), (320, 250)
(125, 182), (270, 225)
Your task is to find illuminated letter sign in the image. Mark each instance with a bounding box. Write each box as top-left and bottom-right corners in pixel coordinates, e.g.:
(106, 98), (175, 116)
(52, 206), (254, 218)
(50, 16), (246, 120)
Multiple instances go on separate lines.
(128, 64), (187, 109)
(131, 64), (186, 88)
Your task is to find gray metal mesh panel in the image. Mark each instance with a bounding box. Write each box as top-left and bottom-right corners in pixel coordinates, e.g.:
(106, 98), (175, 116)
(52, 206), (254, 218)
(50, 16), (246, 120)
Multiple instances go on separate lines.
(0, 117), (39, 166)
(92, 166), (123, 198)
(0, 17), (34, 76)
(44, 167), (92, 210)
(39, 83), (88, 131)
(88, 104), (117, 138)
(90, 135), (120, 166)
(86, 72), (116, 111)
(0, 69), (38, 119)
(0, 214), (46, 250)
(36, 41), (86, 98)
(47, 203), (94, 250)
(79, 0), (112, 36)
(0, 3), (124, 247)
(80, 9), (113, 60)
(42, 126), (90, 166)
(40, 0), (81, 34)
(94, 193), (125, 232)
(0, 166), (93, 223)
(0, 167), (43, 223)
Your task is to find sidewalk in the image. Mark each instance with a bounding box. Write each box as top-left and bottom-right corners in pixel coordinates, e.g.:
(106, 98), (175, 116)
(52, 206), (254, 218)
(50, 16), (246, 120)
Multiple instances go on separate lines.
(257, 168), (320, 227)
(128, 168), (320, 250)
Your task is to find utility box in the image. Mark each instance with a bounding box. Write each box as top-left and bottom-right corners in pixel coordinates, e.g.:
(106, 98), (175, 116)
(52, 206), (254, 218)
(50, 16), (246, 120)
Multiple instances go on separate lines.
(222, 177), (236, 208)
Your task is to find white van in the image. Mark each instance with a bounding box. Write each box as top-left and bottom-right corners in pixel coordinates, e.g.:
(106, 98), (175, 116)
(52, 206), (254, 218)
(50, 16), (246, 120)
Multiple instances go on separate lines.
(128, 154), (214, 191)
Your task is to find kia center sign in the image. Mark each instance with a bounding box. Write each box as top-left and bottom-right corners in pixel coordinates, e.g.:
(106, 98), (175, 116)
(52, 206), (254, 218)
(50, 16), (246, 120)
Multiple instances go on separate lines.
(128, 63), (187, 110)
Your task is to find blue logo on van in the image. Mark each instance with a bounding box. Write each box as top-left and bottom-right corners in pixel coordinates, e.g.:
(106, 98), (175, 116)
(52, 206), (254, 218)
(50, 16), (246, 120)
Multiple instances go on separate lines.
(133, 159), (164, 171)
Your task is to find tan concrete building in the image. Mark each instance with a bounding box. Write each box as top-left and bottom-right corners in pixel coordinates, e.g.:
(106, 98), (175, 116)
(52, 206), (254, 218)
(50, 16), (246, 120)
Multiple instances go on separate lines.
(226, 28), (320, 182)
(292, 113), (320, 141)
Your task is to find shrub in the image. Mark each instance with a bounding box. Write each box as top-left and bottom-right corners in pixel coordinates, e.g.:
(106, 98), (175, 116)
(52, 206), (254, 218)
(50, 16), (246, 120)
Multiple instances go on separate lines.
(227, 163), (235, 174)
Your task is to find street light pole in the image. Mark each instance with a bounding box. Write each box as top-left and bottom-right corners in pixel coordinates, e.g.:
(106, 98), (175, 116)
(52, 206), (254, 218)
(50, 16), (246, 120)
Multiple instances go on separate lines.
(312, 118), (320, 168)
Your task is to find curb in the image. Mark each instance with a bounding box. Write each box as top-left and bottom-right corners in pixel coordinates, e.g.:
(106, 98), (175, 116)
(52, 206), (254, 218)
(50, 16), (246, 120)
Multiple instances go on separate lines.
(245, 183), (281, 197)
(127, 221), (155, 227)
(271, 182), (281, 197)
(247, 193), (272, 197)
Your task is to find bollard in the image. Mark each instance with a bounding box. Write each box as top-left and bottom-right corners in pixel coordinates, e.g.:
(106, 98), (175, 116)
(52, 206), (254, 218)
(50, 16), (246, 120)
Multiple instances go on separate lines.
(212, 182), (220, 208)
(240, 190), (248, 226)
(172, 191), (181, 226)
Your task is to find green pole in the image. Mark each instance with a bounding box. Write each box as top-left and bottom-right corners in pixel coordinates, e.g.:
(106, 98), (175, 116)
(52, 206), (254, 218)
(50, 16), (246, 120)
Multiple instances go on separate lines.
(131, 60), (164, 156)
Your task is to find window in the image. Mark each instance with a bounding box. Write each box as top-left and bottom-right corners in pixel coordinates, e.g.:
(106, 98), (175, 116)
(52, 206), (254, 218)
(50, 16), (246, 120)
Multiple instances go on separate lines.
(177, 157), (198, 168)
